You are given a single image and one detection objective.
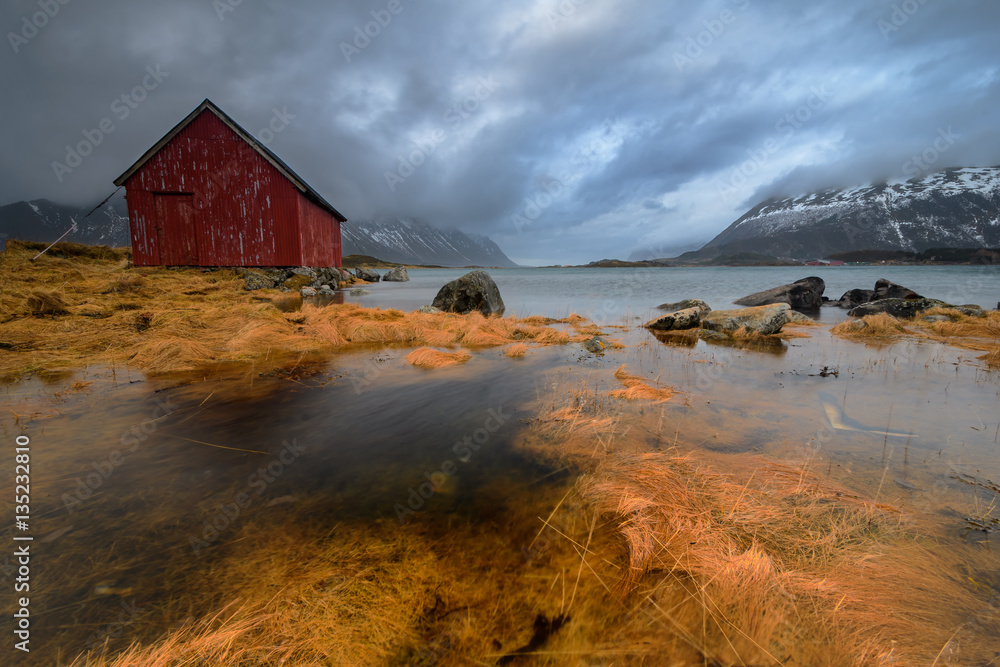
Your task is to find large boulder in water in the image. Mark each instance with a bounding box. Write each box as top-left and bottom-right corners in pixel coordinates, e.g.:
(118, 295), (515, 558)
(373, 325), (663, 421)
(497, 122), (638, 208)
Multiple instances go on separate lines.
(383, 266), (410, 282)
(874, 278), (921, 300)
(354, 267), (381, 282)
(702, 303), (791, 335)
(734, 277), (825, 310)
(835, 288), (877, 309)
(432, 271), (505, 316)
(644, 307), (703, 331)
(656, 299), (711, 316)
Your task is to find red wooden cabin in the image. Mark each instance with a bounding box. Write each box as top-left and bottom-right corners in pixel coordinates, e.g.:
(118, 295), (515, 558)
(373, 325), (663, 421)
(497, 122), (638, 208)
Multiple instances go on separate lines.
(114, 99), (344, 267)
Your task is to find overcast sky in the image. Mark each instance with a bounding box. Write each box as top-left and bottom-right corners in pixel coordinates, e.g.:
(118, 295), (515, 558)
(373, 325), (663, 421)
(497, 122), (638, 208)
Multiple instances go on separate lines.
(2, 0), (998, 265)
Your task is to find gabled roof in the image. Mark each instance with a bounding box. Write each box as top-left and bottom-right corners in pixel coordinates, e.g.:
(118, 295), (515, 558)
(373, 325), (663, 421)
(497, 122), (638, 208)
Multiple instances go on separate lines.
(113, 98), (346, 222)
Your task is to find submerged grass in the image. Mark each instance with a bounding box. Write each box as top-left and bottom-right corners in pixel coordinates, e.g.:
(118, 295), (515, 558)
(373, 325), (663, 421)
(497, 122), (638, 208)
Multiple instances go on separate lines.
(405, 347), (472, 368)
(831, 309), (1000, 367)
(608, 364), (676, 402)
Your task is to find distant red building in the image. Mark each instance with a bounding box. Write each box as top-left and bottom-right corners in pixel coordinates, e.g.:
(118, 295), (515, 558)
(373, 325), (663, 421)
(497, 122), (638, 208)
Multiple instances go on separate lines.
(114, 99), (344, 267)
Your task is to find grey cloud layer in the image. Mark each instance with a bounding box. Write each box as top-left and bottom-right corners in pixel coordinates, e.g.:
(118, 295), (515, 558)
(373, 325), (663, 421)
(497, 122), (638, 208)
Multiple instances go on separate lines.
(3, 0), (998, 264)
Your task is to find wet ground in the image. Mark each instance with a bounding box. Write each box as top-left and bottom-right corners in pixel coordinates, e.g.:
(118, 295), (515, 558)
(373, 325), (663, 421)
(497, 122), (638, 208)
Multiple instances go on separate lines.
(1, 313), (998, 664)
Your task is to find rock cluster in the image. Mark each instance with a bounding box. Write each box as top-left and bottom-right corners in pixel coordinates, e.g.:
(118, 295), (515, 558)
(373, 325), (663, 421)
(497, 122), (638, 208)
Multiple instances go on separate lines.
(239, 267), (348, 293)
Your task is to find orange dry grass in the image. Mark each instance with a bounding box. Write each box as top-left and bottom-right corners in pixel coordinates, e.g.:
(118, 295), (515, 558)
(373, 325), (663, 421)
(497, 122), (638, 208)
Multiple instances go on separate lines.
(0, 243), (580, 378)
(577, 451), (988, 665)
(831, 312), (911, 339)
(405, 347), (471, 368)
(504, 343), (530, 358)
(608, 364), (676, 402)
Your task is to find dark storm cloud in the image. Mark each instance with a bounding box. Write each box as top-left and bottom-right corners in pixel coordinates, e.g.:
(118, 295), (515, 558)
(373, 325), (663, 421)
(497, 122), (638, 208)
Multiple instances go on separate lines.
(2, 0), (998, 264)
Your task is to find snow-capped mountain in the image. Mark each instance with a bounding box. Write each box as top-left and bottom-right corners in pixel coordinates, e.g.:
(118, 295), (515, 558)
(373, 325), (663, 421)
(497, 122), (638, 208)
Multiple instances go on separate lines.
(694, 167), (1000, 259)
(342, 217), (518, 267)
(0, 198), (129, 247)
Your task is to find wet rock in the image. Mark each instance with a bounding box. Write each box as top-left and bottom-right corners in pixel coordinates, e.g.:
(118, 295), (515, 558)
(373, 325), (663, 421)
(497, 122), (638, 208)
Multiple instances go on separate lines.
(584, 336), (608, 353)
(350, 288), (372, 296)
(696, 329), (731, 342)
(284, 274), (313, 291)
(317, 285), (335, 295)
(644, 306), (703, 331)
(848, 297), (947, 319)
(432, 270), (505, 316)
(243, 269), (278, 291)
(354, 267), (381, 282)
(311, 268), (342, 289)
(786, 310), (815, 324)
(300, 286), (317, 297)
(734, 277), (825, 310)
(835, 288), (877, 309)
(416, 305), (442, 314)
(953, 304), (986, 317)
(656, 299), (711, 316)
(874, 278), (921, 300)
(383, 266), (410, 282)
(702, 303), (791, 335)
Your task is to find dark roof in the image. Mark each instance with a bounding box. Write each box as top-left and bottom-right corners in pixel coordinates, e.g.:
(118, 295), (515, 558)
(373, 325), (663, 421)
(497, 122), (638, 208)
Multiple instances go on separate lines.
(113, 98), (346, 222)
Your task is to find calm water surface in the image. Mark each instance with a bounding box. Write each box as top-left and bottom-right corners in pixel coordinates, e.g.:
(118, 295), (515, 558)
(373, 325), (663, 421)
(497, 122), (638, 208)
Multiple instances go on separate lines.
(352, 265), (1000, 317)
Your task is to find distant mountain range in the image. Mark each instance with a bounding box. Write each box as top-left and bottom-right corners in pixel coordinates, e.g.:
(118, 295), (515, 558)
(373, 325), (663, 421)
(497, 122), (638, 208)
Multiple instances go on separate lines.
(342, 217), (517, 267)
(0, 199), (517, 267)
(0, 198), (129, 247)
(684, 166), (1000, 261)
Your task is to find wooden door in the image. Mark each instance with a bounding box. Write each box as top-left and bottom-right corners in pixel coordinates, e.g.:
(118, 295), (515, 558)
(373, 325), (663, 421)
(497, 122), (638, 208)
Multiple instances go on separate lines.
(154, 194), (198, 265)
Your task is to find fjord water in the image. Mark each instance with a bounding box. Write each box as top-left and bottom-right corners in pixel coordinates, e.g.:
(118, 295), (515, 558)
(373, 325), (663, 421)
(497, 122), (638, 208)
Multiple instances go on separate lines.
(357, 264), (1000, 317)
(2, 265), (998, 663)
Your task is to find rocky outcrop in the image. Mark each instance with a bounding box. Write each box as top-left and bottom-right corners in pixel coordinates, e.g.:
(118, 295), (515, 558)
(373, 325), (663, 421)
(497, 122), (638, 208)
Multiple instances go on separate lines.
(644, 307), (703, 331)
(702, 303), (791, 335)
(656, 299), (711, 316)
(432, 271), (505, 316)
(834, 288), (877, 309)
(833, 279), (921, 308)
(874, 278), (921, 300)
(734, 277), (825, 310)
(383, 266), (410, 282)
(848, 298), (945, 318)
(354, 267), (381, 282)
